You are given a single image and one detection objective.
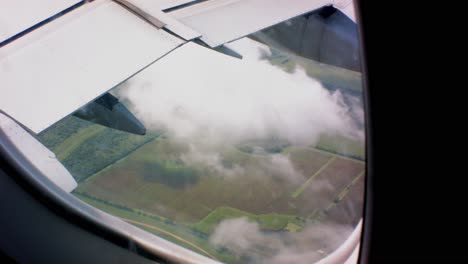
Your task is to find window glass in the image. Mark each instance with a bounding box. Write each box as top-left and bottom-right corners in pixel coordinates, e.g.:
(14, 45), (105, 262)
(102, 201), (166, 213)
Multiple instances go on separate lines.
(36, 6), (365, 263)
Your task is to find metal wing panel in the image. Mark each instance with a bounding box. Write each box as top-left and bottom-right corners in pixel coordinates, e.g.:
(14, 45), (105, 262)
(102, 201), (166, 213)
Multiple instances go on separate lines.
(122, 0), (202, 40)
(0, 0), (184, 134)
(156, 0), (199, 10)
(0, 0), (82, 43)
(160, 12), (202, 40)
(170, 0), (331, 47)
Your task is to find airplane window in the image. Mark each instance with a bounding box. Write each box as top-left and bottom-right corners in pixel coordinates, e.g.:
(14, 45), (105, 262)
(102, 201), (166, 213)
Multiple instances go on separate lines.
(29, 3), (364, 264)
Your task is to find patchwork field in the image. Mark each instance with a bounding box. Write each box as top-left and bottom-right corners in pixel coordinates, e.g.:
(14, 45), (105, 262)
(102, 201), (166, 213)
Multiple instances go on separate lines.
(37, 116), (159, 182)
(70, 135), (364, 262)
(35, 35), (367, 263)
(75, 135), (364, 226)
(37, 95), (365, 263)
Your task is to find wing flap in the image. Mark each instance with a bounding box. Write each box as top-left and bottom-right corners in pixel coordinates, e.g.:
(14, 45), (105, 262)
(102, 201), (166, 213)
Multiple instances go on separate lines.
(157, 0), (199, 11)
(170, 0), (331, 47)
(120, 0), (202, 40)
(0, 0), (82, 44)
(0, 0), (184, 134)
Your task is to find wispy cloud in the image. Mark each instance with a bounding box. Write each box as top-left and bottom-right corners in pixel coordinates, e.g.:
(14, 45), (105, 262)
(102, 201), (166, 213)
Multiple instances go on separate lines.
(114, 37), (363, 262)
(117, 39), (361, 146)
(210, 217), (353, 263)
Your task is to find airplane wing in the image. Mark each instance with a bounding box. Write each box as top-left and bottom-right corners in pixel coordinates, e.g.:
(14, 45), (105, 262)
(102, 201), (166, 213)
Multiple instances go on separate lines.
(0, 0), (355, 136)
(0, 0), (82, 44)
(155, 0), (200, 11)
(169, 0), (331, 48)
(0, 1), (361, 262)
(0, 0), (184, 134)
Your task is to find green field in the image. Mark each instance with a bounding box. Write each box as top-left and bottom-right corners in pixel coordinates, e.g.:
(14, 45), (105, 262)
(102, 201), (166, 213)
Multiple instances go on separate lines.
(74, 134), (364, 226)
(292, 156), (337, 198)
(35, 38), (367, 263)
(192, 206), (305, 234)
(70, 136), (364, 263)
(54, 125), (106, 160)
(36, 108), (365, 263)
(36, 118), (365, 264)
(37, 116), (159, 182)
(76, 136), (359, 218)
(314, 133), (365, 161)
(74, 192), (236, 263)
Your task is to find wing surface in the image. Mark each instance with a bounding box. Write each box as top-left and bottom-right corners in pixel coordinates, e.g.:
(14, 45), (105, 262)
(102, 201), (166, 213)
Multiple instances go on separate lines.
(0, 0), (184, 134)
(169, 0), (331, 47)
(115, 0), (202, 40)
(1, 0), (356, 134)
(156, 0), (199, 10)
(0, 0), (82, 44)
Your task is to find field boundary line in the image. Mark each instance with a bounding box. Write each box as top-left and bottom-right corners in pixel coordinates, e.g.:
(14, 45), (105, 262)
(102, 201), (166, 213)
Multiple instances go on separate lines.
(309, 146), (365, 164)
(291, 156), (337, 198)
(326, 169), (365, 211)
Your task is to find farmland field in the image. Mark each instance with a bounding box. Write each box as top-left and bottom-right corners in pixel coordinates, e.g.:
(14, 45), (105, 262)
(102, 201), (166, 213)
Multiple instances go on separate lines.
(71, 134), (364, 262)
(37, 116), (159, 182)
(75, 136), (363, 222)
(36, 35), (366, 263)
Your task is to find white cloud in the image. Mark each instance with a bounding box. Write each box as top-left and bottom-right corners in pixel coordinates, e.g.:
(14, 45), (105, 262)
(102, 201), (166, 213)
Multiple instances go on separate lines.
(116, 39), (360, 146)
(210, 217), (353, 263)
(268, 153), (305, 184)
(209, 217), (266, 254)
(114, 38), (363, 262)
(180, 143), (245, 177)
